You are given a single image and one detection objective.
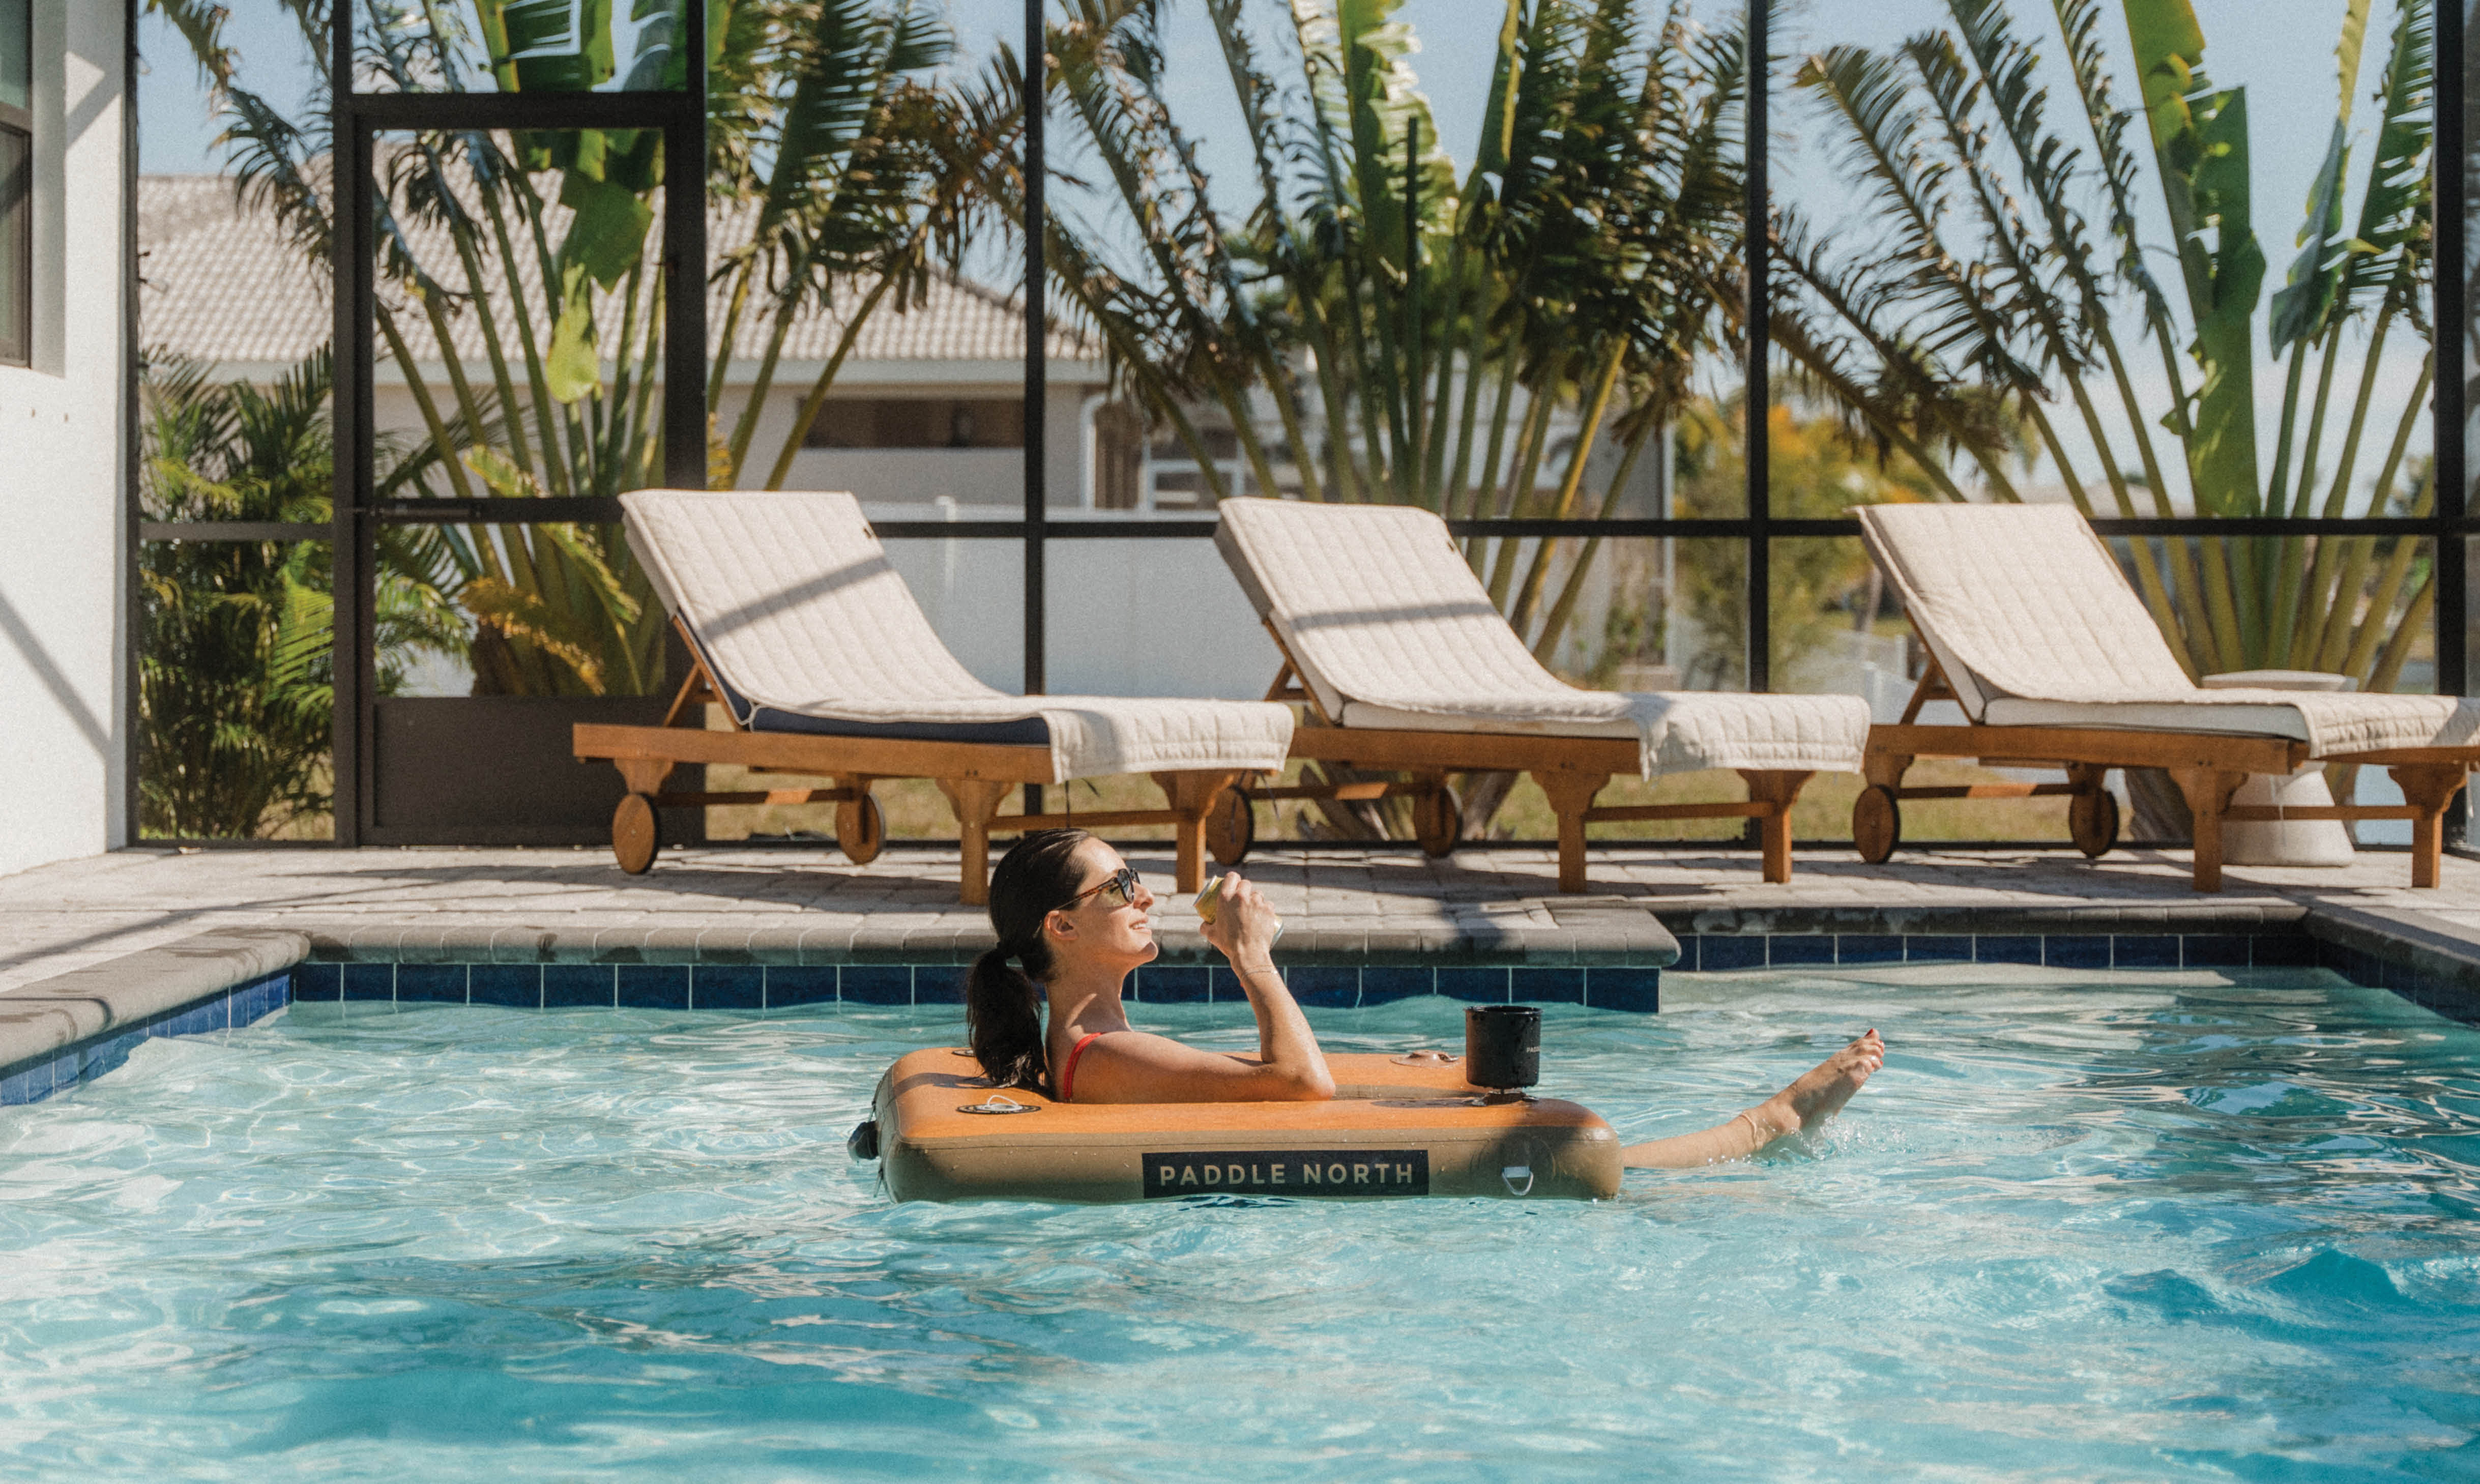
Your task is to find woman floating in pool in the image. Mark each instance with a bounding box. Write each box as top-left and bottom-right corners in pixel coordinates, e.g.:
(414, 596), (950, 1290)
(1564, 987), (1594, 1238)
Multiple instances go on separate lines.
(964, 830), (1882, 1169)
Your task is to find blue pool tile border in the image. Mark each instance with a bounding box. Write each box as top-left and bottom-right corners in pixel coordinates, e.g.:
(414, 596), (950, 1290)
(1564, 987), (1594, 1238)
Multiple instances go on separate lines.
(1666, 932), (2337, 973)
(261, 932), (2480, 1015)
(272, 960), (1666, 1014)
(544, 964), (619, 1008)
(617, 964), (689, 1009)
(0, 970), (291, 1108)
(17, 913), (2480, 1113)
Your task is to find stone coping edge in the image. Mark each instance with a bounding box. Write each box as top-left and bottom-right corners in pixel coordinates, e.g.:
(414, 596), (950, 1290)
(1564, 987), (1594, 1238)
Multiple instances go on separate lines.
(286, 903), (2323, 968)
(0, 929), (310, 1076)
(1652, 903), (2312, 936)
(3, 907), (2473, 1085)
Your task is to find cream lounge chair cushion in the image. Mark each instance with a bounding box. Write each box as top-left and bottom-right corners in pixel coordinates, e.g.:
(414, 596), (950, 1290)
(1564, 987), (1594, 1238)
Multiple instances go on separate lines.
(1213, 498), (1869, 776)
(1857, 502), (2480, 758)
(621, 489), (1292, 779)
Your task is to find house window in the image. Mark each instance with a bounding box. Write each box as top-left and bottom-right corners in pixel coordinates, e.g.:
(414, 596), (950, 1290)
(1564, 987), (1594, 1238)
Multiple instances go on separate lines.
(802, 398), (1026, 449)
(0, 0), (26, 367)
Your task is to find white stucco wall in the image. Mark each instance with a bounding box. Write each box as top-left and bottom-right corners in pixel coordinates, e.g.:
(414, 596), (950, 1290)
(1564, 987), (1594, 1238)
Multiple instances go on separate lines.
(778, 446), (1027, 506)
(712, 366), (1098, 506)
(868, 509), (1280, 701)
(0, 1), (128, 876)
(374, 367), (1102, 508)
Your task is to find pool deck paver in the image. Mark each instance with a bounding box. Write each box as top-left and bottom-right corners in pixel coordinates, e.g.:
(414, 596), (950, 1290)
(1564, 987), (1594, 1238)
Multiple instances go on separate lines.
(0, 841), (2475, 997)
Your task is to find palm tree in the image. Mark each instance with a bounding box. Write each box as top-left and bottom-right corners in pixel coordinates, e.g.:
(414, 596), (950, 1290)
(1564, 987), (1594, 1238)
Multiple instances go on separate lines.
(945, 0), (1751, 834)
(1771, 0), (2436, 834)
(138, 351), (469, 836)
(1777, 0), (2435, 696)
(149, 0), (967, 696)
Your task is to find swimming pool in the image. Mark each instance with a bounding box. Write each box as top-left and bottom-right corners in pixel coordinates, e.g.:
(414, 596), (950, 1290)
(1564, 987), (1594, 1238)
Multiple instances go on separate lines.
(1, 966), (2473, 1480)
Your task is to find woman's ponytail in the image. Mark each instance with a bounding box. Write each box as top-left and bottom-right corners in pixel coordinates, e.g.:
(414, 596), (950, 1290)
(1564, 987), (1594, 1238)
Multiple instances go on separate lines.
(964, 828), (1091, 1093)
(966, 943), (1049, 1091)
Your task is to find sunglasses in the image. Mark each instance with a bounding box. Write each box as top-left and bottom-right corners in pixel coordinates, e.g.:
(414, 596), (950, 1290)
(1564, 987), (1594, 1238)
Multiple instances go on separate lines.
(1058, 864), (1143, 913)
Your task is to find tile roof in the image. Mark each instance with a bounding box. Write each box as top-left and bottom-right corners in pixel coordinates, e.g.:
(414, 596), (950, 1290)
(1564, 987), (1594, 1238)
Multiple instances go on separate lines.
(137, 172), (1099, 373)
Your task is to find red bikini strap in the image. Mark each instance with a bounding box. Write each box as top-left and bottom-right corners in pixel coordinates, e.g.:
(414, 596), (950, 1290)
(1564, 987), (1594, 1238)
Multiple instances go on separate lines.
(1059, 1031), (1105, 1103)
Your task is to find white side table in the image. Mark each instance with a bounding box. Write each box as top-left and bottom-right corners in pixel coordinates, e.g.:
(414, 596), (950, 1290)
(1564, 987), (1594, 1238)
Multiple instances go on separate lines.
(2200, 670), (2356, 866)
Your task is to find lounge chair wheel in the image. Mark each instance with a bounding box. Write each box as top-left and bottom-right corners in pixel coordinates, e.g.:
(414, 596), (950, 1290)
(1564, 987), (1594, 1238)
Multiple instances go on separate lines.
(612, 793), (660, 875)
(1413, 785), (1462, 857)
(837, 793), (887, 865)
(1206, 786), (1255, 865)
(2069, 789), (2119, 859)
(1852, 785), (1901, 864)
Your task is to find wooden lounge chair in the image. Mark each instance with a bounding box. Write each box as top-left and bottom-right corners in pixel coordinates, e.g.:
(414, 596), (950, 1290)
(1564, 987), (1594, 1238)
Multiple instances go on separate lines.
(1211, 498), (1872, 890)
(572, 490), (1293, 904)
(1854, 502), (2480, 890)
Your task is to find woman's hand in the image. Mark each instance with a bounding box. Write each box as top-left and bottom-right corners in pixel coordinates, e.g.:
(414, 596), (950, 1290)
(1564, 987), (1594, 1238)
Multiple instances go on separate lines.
(1199, 871), (1280, 971)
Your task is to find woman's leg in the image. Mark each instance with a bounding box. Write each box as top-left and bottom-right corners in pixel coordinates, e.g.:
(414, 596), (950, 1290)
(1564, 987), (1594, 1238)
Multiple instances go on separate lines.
(1620, 1030), (1884, 1170)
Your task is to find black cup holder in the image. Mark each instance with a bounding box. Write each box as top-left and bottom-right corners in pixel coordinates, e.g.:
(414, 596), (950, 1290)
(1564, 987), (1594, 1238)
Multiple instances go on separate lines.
(1465, 1004), (1541, 1092)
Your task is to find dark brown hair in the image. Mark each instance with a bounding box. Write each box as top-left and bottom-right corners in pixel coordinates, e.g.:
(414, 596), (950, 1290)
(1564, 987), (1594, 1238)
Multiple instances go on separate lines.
(966, 829), (1093, 1091)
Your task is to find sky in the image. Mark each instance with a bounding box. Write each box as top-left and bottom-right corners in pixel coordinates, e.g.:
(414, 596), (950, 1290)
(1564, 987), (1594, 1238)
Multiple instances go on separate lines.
(136, 0), (2440, 512)
(139, 0), (2401, 221)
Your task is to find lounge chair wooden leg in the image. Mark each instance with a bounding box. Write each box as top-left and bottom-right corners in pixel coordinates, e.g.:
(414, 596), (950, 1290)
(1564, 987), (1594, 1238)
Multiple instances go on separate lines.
(2170, 767), (2243, 893)
(1737, 770), (1813, 884)
(1533, 771), (1609, 893)
(2390, 764), (2467, 889)
(1862, 750), (1912, 791)
(616, 759), (674, 796)
(937, 778), (1012, 906)
(1155, 770), (1244, 895)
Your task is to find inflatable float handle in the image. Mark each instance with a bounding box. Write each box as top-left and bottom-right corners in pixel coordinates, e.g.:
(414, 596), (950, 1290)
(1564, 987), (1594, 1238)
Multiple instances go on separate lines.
(957, 1094), (1040, 1115)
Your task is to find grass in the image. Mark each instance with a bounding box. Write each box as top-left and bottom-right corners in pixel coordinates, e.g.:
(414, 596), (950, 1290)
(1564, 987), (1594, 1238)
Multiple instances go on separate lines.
(703, 756), (2071, 846)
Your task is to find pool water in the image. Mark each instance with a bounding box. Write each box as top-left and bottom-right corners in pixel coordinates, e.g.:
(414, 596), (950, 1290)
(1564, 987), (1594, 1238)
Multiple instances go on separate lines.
(2, 967), (2477, 1481)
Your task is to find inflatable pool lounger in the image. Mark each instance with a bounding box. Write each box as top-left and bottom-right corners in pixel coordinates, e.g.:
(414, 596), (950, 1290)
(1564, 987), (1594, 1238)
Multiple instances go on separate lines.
(866, 1049), (1622, 1202)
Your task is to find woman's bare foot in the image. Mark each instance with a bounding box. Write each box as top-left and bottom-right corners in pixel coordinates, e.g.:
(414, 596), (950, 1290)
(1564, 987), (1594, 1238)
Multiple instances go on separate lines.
(1745, 1030), (1884, 1143)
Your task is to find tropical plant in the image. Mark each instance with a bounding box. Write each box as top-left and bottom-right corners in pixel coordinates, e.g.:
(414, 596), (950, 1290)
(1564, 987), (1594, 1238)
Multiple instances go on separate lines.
(946, 0), (1750, 834)
(705, 0), (961, 489)
(150, 0), (964, 697)
(137, 351), (468, 837)
(1664, 398), (1944, 693)
(1778, 0), (2437, 702)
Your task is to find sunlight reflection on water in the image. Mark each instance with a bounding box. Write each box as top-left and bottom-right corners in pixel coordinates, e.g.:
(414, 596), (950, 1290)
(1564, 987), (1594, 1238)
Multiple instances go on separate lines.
(0, 966), (2474, 1481)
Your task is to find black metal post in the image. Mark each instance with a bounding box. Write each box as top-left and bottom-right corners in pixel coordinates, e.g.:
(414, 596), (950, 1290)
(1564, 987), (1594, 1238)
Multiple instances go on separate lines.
(1743, 0), (1770, 695)
(661, 1), (707, 490)
(2437, 0), (2469, 848)
(121, 0), (141, 845)
(1406, 112), (1421, 481)
(332, 8), (370, 846)
(1023, 0), (1048, 813)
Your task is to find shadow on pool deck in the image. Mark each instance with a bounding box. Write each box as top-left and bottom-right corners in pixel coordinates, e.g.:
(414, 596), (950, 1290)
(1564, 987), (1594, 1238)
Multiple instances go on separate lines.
(4, 842), (2480, 1103)
(0, 840), (2469, 984)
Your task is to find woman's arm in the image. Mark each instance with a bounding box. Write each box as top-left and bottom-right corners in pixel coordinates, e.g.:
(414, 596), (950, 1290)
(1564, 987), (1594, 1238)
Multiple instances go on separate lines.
(1068, 874), (1333, 1104)
(1199, 873), (1330, 1098)
(1065, 1028), (1332, 1102)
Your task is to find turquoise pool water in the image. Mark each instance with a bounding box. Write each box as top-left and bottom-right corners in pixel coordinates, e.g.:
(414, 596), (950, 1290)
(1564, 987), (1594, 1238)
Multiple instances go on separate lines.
(1, 967), (2475, 1480)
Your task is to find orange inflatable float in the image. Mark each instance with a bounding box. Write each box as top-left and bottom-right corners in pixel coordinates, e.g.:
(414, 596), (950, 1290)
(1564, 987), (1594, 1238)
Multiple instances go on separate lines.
(858, 1046), (1622, 1203)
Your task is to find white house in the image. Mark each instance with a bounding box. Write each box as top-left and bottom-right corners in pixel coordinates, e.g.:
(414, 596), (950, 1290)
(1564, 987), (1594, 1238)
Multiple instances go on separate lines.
(136, 172), (1135, 510)
(0, 2), (131, 877)
(136, 170), (1287, 701)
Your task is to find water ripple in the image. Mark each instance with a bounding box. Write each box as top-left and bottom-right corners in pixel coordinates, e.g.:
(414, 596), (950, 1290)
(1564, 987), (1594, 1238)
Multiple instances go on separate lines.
(1, 973), (2477, 1480)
